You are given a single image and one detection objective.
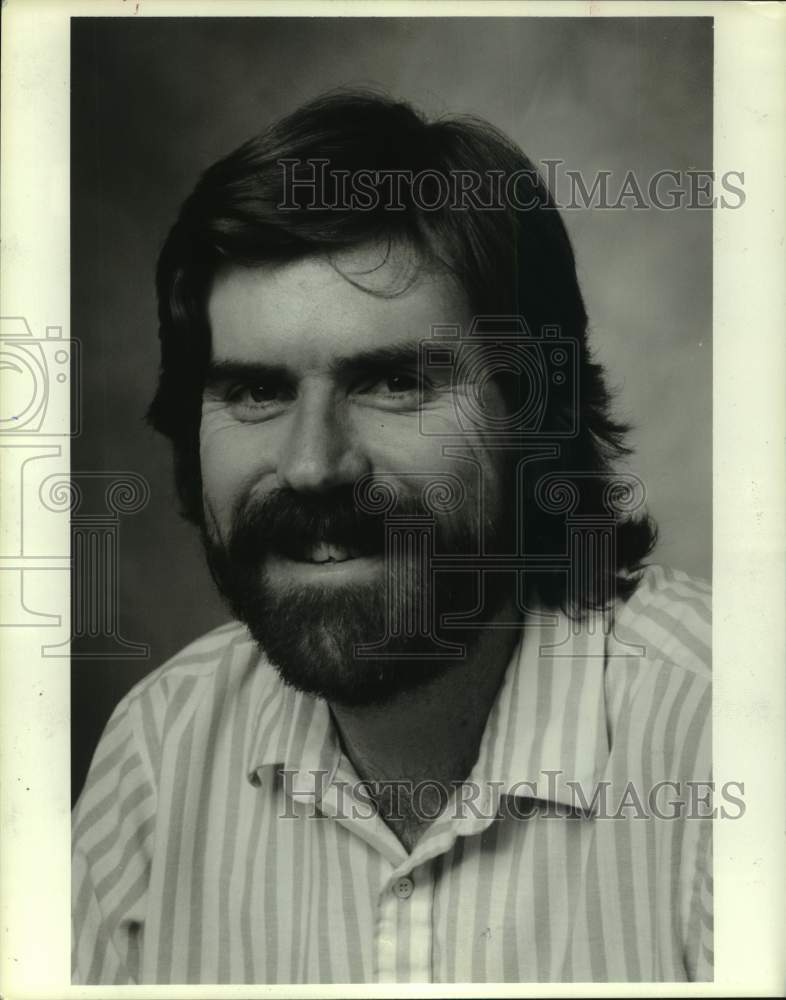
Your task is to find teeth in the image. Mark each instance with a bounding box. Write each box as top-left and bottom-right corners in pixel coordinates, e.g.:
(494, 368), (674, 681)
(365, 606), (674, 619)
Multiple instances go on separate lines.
(309, 543), (336, 563)
(306, 543), (358, 564)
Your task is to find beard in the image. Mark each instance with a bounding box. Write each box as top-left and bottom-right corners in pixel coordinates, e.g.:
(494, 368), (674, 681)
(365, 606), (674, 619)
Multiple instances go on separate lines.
(202, 481), (514, 706)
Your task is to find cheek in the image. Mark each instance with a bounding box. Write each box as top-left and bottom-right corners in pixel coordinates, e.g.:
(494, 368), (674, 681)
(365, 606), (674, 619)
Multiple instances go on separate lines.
(354, 401), (469, 461)
(199, 421), (278, 529)
(358, 419), (456, 479)
(354, 414), (506, 519)
(457, 385), (510, 511)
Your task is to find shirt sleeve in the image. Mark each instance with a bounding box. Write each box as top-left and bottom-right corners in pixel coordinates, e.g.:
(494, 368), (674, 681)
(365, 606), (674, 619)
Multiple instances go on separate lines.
(72, 694), (157, 984)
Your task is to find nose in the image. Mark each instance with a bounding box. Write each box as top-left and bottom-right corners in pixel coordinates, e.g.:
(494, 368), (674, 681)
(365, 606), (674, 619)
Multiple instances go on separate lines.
(276, 382), (370, 493)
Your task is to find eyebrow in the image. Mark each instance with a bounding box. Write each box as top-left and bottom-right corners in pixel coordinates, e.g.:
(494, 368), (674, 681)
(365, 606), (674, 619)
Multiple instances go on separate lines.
(331, 341), (423, 379)
(204, 359), (291, 388)
(204, 341), (426, 387)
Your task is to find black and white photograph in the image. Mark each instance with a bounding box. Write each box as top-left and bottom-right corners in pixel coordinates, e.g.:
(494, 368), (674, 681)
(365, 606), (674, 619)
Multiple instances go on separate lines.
(1, 2), (783, 996)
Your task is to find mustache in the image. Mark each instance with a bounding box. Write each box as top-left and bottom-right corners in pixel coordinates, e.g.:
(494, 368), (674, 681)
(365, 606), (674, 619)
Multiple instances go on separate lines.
(225, 485), (416, 563)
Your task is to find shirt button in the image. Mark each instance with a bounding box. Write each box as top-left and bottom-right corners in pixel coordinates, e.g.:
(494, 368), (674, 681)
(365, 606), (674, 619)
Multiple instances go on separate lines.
(393, 876), (414, 900)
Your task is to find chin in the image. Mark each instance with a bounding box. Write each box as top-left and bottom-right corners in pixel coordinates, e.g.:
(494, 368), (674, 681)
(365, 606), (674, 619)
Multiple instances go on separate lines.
(245, 584), (456, 706)
(205, 533), (503, 705)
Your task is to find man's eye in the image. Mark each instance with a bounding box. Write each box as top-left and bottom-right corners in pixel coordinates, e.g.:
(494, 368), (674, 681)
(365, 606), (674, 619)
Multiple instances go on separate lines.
(227, 382), (291, 406)
(362, 371), (423, 395)
(384, 372), (420, 393)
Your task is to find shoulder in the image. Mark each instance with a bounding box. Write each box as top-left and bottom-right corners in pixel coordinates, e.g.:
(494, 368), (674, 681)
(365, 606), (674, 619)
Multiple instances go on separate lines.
(124, 618), (253, 694)
(87, 620), (279, 784)
(604, 565), (712, 782)
(611, 563), (712, 680)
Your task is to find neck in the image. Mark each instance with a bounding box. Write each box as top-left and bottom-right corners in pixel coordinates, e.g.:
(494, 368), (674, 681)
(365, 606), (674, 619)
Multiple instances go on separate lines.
(329, 600), (520, 848)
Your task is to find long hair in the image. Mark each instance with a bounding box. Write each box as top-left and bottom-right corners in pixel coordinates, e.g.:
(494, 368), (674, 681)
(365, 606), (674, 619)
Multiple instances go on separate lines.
(148, 89), (657, 614)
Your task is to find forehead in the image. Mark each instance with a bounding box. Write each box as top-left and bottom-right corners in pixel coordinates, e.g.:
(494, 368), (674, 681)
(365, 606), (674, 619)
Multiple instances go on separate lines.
(207, 244), (469, 366)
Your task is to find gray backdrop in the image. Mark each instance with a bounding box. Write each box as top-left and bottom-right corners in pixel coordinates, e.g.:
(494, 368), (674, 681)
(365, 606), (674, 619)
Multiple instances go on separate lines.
(71, 16), (712, 800)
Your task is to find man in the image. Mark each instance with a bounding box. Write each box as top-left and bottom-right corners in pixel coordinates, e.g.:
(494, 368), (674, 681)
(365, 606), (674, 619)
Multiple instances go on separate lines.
(72, 92), (712, 984)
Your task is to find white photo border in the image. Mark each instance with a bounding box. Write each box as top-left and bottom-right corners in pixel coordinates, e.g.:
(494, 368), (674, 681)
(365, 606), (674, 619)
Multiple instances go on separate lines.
(1, 1), (784, 997)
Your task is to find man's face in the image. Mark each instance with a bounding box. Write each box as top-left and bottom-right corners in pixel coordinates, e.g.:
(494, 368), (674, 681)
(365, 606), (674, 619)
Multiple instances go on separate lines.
(200, 243), (512, 704)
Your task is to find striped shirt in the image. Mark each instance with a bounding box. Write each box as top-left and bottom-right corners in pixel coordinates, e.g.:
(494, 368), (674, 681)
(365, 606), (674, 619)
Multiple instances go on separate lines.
(72, 563), (713, 984)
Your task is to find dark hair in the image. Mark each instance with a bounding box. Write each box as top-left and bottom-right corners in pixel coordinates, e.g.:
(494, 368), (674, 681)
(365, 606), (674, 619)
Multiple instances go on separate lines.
(149, 89), (656, 613)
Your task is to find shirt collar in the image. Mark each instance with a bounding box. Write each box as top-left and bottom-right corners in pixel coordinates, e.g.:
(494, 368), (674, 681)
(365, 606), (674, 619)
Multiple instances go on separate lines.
(246, 669), (339, 796)
(246, 606), (610, 814)
(470, 606), (610, 814)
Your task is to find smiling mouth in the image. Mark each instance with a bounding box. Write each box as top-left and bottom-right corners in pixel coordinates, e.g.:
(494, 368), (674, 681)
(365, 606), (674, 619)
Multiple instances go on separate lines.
(269, 532), (383, 570)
